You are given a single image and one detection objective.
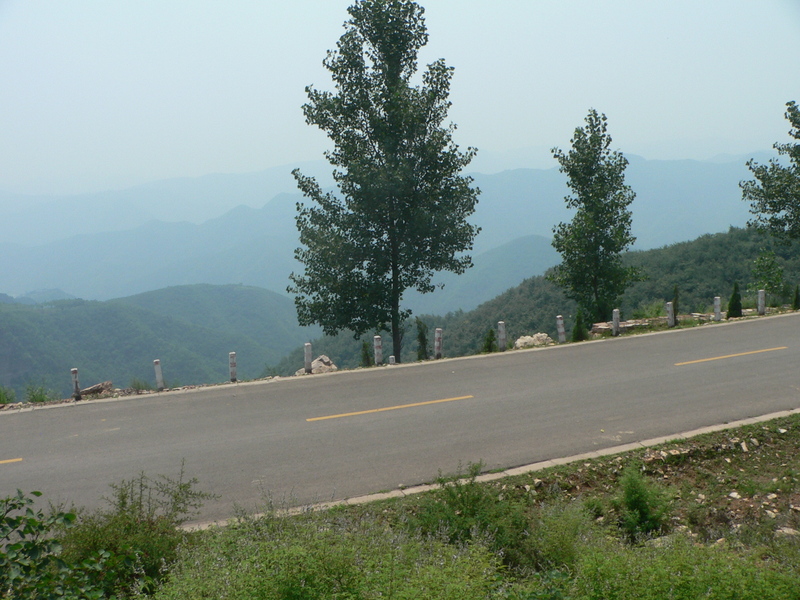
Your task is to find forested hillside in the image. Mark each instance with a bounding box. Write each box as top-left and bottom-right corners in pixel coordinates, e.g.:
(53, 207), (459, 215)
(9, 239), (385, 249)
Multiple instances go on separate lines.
(0, 285), (316, 399)
(270, 227), (800, 374)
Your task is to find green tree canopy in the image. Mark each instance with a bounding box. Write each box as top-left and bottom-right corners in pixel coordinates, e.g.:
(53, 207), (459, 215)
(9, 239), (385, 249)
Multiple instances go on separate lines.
(288, 0), (480, 360)
(741, 101), (800, 242)
(548, 109), (641, 323)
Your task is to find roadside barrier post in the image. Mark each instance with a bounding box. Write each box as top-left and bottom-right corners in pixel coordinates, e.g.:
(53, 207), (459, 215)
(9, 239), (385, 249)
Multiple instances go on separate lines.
(373, 335), (383, 365)
(612, 309), (620, 337)
(154, 359), (165, 391)
(666, 301), (675, 327)
(434, 328), (443, 359)
(497, 321), (507, 351)
(556, 315), (566, 343)
(229, 352), (237, 382)
(388, 355), (396, 365)
(304, 343), (313, 374)
(758, 289), (766, 315)
(71, 368), (81, 401)
(714, 296), (721, 321)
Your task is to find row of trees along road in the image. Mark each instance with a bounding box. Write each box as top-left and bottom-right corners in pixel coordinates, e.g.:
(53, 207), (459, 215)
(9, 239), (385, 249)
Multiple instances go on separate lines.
(289, 0), (799, 362)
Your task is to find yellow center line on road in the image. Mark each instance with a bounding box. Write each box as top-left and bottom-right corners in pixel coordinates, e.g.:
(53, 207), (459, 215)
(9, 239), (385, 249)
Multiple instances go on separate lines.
(307, 395), (474, 422)
(675, 346), (787, 366)
(0, 458), (22, 465)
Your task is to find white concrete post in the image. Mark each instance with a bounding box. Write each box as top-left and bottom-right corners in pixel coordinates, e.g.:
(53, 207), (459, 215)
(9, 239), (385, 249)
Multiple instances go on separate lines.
(556, 315), (566, 343)
(304, 343), (312, 374)
(758, 289), (766, 315)
(497, 321), (507, 351)
(154, 359), (165, 391)
(229, 352), (237, 382)
(388, 355), (396, 365)
(434, 328), (443, 359)
(612, 309), (620, 337)
(70, 368), (81, 401)
(666, 301), (675, 327)
(373, 335), (383, 365)
(714, 296), (721, 321)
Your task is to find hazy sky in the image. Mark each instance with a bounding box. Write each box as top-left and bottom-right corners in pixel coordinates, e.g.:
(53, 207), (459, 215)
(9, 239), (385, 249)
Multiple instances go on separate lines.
(1, 0), (798, 195)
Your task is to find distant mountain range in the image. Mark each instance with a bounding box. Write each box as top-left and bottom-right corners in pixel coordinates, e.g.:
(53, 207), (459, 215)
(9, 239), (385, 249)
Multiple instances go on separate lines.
(0, 153), (761, 315)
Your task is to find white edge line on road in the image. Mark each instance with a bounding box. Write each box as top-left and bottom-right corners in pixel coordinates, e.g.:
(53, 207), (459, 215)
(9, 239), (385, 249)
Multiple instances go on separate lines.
(184, 405), (800, 531)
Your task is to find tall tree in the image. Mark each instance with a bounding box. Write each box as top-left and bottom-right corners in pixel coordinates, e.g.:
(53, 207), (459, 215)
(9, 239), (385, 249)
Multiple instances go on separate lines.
(741, 101), (800, 242)
(288, 0), (479, 360)
(547, 109), (641, 323)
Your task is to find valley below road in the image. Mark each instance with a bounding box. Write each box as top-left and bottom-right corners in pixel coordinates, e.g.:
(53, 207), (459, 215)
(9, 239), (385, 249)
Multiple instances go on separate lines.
(2, 313), (799, 524)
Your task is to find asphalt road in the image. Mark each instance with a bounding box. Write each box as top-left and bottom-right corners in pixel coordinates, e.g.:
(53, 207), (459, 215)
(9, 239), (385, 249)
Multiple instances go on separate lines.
(2, 313), (798, 523)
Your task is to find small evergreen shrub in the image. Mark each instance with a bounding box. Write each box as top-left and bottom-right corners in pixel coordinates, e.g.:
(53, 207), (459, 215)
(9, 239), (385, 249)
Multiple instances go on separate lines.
(415, 317), (429, 360)
(612, 464), (671, 542)
(793, 284), (800, 310)
(130, 377), (153, 393)
(672, 284), (679, 318)
(360, 340), (373, 367)
(481, 327), (498, 353)
(727, 282), (743, 318)
(571, 310), (588, 342)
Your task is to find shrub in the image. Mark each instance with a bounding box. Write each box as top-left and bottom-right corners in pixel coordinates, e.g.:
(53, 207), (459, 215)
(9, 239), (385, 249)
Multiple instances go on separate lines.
(672, 284), (680, 317)
(0, 385), (16, 404)
(481, 327), (498, 353)
(405, 463), (532, 569)
(612, 464), (671, 542)
(415, 317), (429, 360)
(727, 282), (743, 318)
(360, 340), (373, 367)
(130, 377), (153, 393)
(571, 310), (588, 342)
(793, 284), (800, 310)
(24, 383), (59, 403)
(1, 489), (106, 599)
(59, 463), (213, 598)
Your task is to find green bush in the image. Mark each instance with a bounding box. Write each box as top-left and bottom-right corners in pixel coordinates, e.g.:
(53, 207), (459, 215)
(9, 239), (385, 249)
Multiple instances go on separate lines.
(24, 383), (60, 403)
(571, 310), (588, 342)
(360, 339), (373, 367)
(527, 501), (593, 572)
(59, 464), (213, 598)
(481, 327), (498, 353)
(1, 490), (107, 600)
(415, 317), (429, 360)
(612, 464), (671, 542)
(793, 284), (800, 310)
(154, 510), (501, 600)
(0, 385), (16, 404)
(727, 282), (743, 318)
(405, 463), (533, 569)
(129, 377), (153, 393)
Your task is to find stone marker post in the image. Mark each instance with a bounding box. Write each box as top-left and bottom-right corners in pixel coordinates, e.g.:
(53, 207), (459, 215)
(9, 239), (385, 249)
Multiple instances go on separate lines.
(373, 335), (383, 365)
(497, 321), (507, 351)
(434, 328), (443, 359)
(758, 289), (766, 315)
(71, 368), (81, 401)
(154, 359), (165, 392)
(666, 301), (675, 327)
(612, 309), (620, 337)
(304, 343), (313, 374)
(714, 296), (721, 321)
(229, 352), (237, 382)
(388, 355), (396, 365)
(556, 315), (566, 343)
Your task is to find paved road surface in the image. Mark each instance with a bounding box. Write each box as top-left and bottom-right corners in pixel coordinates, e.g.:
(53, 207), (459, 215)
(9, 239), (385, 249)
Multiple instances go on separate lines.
(1, 313), (798, 522)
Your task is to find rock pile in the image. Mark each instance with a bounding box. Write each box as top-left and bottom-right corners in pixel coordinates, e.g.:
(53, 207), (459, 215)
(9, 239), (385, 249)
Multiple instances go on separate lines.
(295, 355), (338, 375)
(514, 333), (555, 349)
